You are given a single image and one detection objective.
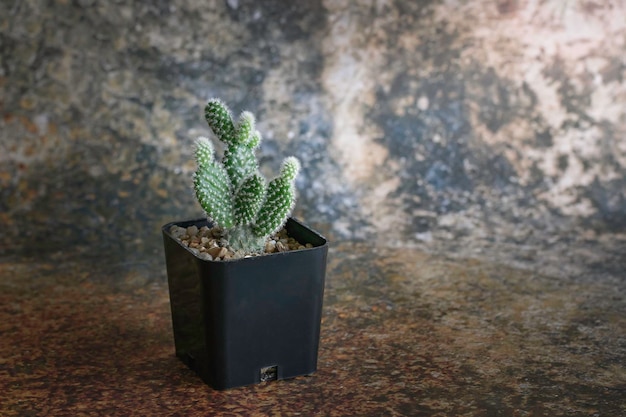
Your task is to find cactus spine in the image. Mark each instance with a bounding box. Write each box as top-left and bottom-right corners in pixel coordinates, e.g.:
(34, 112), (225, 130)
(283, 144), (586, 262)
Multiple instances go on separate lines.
(193, 98), (300, 253)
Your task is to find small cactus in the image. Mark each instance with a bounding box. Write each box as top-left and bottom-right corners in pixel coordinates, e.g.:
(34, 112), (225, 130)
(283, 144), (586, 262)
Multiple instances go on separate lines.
(193, 98), (300, 253)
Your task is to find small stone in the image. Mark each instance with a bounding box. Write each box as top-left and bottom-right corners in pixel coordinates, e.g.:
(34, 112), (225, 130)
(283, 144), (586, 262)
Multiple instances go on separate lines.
(207, 246), (227, 259)
(201, 237), (210, 245)
(265, 240), (276, 253)
(186, 225), (199, 237)
(305, 243), (313, 248)
(297, 245), (305, 250)
(199, 252), (213, 261)
(170, 226), (186, 239)
(276, 241), (288, 252)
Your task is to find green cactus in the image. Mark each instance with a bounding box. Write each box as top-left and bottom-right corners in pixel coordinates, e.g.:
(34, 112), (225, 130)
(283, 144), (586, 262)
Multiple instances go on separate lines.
(193, 98), (300, 253)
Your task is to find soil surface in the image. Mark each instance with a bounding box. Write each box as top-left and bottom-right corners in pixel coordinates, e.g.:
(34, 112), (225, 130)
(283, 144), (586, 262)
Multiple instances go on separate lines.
(169, 224), (310, 260)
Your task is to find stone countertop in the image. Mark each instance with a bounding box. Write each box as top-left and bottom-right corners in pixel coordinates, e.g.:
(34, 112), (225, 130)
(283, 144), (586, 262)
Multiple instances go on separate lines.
(1, 242), (624, 416)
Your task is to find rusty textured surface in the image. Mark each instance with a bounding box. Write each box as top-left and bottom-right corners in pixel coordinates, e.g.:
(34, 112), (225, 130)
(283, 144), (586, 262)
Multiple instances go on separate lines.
(1, 243), (625, 416)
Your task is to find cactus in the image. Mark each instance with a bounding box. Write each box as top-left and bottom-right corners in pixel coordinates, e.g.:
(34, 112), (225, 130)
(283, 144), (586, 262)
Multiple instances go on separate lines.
(193, 98), (300, 253)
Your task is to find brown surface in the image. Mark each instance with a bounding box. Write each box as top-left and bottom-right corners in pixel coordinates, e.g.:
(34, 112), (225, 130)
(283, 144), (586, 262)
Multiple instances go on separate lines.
(1, 243), (624, 416)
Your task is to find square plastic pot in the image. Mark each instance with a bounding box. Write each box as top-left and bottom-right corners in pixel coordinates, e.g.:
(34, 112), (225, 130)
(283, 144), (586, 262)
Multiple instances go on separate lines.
(162, 217), (328, 390)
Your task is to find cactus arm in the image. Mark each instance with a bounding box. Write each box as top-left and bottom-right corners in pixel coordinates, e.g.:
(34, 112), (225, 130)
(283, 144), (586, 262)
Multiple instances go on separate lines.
(234, 111), (255, 145)
(223, 145), (258, 190)
(193, 137), (234, 228)
(222, 112), (261, 189)
(279, 156), (300, 182)
(252, 157), (300, 237)
(233, 173), (266, 226)
(248, 130), (261, 149)
(204, 99), (236, 144)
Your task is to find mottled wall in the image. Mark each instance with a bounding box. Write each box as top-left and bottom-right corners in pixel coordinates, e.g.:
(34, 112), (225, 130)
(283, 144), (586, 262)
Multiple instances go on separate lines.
(1, 0), (625, 267)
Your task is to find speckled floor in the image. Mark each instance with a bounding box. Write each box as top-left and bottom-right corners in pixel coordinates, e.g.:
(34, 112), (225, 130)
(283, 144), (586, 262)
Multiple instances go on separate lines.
(1, 240), (624, 416)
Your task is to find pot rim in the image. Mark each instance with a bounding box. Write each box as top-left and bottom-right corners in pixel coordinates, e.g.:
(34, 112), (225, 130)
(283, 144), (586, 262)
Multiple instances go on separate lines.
(162, 217), (328, 263)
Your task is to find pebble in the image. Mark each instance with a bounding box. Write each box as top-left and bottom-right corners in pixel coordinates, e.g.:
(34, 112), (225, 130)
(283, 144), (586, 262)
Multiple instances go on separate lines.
(265, 240), (276, 253)
(207, 246), (228, 259)
(170, 225), (186, 239)
(186, 225), (198, 237)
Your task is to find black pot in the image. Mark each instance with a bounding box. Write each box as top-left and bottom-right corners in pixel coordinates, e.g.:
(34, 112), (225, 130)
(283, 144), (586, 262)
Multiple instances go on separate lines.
(162, 217), (328, 390)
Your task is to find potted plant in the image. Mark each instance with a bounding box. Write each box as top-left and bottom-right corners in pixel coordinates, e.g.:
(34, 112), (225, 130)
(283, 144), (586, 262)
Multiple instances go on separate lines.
(162, 99), (329, 390)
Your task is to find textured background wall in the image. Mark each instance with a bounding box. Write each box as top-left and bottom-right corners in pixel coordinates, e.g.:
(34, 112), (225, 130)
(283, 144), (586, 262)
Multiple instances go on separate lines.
(1, 0), (625, 274)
